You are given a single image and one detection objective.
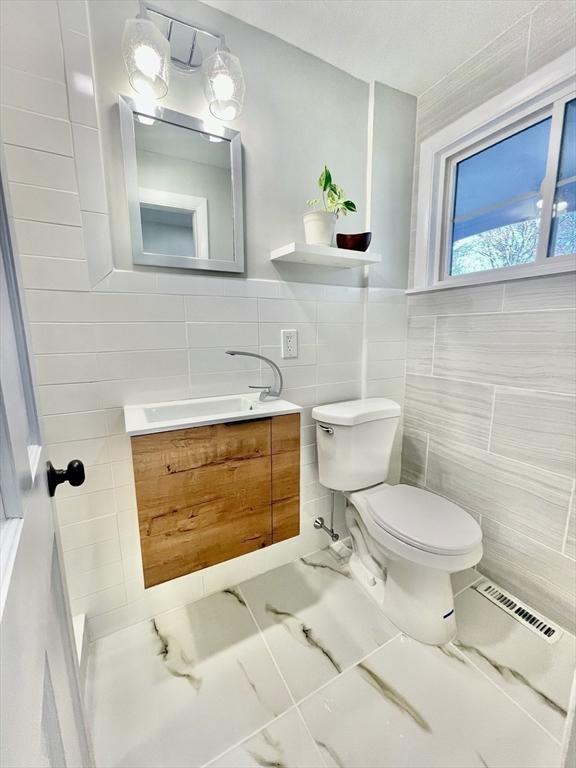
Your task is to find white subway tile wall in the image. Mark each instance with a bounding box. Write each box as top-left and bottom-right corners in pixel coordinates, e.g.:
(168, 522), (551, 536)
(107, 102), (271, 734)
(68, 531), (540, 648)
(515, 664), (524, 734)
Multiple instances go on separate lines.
(29, 278), (404, 638)
(25, 275), (403, 637)
(0, 0), (407, 639)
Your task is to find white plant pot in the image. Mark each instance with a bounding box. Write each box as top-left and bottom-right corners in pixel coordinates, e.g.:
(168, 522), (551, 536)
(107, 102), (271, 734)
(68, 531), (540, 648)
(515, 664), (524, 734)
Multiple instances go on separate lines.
(303, 211), (337, 246)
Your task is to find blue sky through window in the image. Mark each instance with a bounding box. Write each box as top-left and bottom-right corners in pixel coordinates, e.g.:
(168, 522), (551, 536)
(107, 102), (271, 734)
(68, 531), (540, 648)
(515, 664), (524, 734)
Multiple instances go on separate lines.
(450, 118), (551, 275)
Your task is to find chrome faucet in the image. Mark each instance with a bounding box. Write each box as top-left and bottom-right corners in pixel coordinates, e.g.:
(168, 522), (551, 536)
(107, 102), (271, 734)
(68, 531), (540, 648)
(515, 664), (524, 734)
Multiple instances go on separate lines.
(225, 350), (283, 401)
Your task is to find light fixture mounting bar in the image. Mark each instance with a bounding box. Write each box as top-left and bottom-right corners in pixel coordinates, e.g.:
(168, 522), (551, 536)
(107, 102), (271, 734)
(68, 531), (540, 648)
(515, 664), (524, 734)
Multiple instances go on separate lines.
(144, 3), (226, 73)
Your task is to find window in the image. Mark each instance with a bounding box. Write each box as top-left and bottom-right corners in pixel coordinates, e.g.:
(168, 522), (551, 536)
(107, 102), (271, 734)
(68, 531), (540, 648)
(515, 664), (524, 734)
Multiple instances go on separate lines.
(549, 98), (575, 258)
(449, 117), (552, 276)
(413, 54), (576, 291)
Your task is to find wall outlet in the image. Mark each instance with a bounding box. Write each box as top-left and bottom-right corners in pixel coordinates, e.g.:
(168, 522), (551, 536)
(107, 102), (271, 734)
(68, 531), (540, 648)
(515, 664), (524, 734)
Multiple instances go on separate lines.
(281, 329), (298, 359)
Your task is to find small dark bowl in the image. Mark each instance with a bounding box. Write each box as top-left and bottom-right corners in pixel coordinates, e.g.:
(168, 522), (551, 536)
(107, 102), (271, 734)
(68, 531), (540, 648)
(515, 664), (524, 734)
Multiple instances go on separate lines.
(336, 232), (372, 252)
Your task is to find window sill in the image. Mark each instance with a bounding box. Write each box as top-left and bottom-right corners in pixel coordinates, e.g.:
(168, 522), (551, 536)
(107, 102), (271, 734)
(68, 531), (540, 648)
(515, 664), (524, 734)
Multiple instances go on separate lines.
(406, 255), (576, 294)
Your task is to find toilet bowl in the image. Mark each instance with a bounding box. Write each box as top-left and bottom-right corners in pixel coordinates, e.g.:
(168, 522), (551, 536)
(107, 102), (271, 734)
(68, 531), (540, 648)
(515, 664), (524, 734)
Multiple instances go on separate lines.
(312, 398), (483, 646)
(346, 483), (482, 644)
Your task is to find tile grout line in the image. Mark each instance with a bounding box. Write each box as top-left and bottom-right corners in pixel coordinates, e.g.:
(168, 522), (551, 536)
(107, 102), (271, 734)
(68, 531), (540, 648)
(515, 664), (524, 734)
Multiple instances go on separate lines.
(409, 306), (574, 318)
(234, 582), (406, 766)
(423, 431), (430, 487)
(236, 585), (298, 711)
(486, 385), (497, 451)
(416, 5), (537, 99)
(199, 705), (302, 768)
(524, 10), (534, 78)
(447, 642), (563, 746)
(482, 512), (575, 560)
(403, 417), (576, 484)
(293, 707), (329, 768)
(561, 480), (575, 556)
(405, 369), (576, 399)
(290, 631), (403, 712)
(234, 585), (329, 768)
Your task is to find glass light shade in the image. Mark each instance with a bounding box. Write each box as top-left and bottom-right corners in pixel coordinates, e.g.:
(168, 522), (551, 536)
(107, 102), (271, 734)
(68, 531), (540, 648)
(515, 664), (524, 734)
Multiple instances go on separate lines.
(122, 17), (170, 99)
(202, 49), (245, 121)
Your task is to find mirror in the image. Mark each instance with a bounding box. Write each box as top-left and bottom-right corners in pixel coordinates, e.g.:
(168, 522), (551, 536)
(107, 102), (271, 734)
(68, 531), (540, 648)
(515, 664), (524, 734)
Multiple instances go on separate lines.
(119, 96), (244, 273)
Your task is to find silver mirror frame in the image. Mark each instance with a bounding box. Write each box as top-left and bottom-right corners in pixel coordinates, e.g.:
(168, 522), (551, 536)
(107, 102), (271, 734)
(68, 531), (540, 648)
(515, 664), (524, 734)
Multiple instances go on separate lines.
(118, 95), (245, 273)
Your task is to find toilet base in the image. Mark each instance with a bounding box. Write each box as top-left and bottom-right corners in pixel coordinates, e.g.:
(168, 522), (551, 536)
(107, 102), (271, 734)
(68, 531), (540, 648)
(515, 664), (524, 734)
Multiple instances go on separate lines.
(345, 504), (457, 645)
(348, 552), (386, 605)
(383, 560), (456, 645)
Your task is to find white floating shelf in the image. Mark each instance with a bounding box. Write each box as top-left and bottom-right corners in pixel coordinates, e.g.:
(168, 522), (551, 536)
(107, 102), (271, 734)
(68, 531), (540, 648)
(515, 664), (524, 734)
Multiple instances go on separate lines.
(270, 242), (381, 268)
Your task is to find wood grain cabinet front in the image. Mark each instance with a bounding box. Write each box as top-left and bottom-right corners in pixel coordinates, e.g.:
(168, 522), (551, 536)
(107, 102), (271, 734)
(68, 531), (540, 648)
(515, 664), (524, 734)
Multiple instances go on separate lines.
(131, 414), (300, 587)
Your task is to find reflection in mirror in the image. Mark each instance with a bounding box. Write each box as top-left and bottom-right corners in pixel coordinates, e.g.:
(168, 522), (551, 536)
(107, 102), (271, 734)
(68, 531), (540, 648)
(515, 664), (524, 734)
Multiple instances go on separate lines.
(141, 206), (195, 258)
(119, 96), (244, 273)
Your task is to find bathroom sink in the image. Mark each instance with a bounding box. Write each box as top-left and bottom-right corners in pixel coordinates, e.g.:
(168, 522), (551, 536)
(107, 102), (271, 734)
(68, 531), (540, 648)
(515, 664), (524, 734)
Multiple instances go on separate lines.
(124, 393), (301, 436)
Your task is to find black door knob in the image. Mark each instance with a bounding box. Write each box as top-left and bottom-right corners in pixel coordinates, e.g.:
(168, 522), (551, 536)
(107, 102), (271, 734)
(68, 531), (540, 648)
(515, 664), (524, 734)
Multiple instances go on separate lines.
(46, 459), (85, 497)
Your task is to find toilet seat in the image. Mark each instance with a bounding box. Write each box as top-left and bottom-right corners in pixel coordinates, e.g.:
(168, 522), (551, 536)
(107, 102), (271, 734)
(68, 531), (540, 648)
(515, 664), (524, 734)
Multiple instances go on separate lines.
(354, 484), (482, 556)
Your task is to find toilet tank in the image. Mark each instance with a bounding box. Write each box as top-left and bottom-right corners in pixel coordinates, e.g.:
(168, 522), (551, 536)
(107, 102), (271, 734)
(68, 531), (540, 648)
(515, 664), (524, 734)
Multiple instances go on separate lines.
(312, 398), (401, 492)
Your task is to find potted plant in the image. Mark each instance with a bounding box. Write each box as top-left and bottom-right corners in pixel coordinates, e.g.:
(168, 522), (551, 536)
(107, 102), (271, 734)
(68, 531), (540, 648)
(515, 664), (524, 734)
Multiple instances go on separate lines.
(304, 166), (356, 246)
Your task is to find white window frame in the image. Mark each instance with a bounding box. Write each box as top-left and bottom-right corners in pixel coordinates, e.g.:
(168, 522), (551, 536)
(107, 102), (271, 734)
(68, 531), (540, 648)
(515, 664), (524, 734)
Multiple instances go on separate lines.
(412, 49), (576, 293)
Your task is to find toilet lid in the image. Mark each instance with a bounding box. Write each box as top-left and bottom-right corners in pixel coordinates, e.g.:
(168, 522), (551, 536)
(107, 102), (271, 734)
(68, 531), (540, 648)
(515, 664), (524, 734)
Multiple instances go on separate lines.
(366, 484), (482, 555)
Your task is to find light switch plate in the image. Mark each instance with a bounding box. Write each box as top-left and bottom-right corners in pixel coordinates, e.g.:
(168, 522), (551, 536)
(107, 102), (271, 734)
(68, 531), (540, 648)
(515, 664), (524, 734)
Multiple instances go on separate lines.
(281, 329), (298, 359)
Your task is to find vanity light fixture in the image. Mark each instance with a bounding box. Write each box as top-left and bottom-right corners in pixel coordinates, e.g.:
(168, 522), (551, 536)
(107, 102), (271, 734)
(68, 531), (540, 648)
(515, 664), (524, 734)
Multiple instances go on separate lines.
(121, 1), (170, 99)
(123, 3), (245, 120)
(202, 47), (245, 121)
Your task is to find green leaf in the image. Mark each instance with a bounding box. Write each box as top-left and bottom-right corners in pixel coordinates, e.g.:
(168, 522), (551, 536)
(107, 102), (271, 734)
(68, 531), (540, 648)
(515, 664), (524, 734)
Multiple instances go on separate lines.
(343, 200), (357, 212)
(318, 166), (332, 191)
(327, 185), (344, 206)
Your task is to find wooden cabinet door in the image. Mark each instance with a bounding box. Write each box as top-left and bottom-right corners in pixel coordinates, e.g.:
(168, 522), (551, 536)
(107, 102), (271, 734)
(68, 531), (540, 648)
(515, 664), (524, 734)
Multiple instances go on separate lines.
(131, 414), (301, 588)
(271, 414), (301, 543)
(132, 420), (272, 587)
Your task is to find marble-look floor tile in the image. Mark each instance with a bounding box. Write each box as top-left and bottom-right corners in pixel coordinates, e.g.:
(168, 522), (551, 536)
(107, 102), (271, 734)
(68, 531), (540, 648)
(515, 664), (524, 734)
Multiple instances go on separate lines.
(239, 547), (399, 701)
(87, 590), (292, 768)
(300, 635), (561, 768)
(455, 585), (576, 741)
(207, 708), (324, 768)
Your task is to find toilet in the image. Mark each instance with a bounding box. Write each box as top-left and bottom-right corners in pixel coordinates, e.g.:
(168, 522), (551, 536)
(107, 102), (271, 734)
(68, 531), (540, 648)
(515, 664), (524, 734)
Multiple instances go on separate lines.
(312, 398), (483, 646)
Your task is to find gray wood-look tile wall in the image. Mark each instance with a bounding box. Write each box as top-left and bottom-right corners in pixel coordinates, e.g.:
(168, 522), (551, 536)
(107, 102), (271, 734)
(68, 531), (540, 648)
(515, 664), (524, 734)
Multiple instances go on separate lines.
(404, 7), (576, 631)
(402, 274), (576, 632)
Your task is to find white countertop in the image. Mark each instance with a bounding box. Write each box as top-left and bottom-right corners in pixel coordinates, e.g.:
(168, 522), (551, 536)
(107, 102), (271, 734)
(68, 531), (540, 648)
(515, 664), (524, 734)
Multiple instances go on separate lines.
(124, 393), (302, 436)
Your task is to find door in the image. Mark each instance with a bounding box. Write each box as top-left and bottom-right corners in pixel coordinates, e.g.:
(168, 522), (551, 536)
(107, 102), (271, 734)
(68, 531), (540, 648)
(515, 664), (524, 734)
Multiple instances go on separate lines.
(0, 170), (92, 767)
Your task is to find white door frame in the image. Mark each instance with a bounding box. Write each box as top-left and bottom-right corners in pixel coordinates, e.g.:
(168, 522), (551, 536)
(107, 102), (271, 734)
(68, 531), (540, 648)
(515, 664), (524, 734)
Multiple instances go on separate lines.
(0, 164), (93, 768)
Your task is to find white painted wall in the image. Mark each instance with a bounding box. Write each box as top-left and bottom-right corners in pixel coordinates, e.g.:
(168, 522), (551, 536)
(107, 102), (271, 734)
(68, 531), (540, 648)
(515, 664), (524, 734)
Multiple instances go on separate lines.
(0, 0), (412, 639)
(89, 0), (370, 286)
(369, 82), (416, 288)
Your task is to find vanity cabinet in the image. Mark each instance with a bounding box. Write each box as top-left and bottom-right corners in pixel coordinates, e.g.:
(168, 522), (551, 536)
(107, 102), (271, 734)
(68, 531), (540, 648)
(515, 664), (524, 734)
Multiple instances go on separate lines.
(131, 413), (300, 587)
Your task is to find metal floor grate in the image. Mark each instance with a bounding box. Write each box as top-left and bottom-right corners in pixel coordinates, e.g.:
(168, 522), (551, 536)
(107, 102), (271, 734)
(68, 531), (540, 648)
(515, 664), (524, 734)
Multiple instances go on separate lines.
(474, 579), (563, 644)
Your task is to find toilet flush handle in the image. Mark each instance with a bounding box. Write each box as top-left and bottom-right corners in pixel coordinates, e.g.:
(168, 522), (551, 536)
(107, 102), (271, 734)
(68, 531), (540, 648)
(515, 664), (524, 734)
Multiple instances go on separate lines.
(318, 423), (334, 435)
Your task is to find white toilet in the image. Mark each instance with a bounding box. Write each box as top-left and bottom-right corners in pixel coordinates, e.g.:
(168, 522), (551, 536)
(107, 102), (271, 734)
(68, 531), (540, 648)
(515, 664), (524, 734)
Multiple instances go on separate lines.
(312, 398), (483, 646)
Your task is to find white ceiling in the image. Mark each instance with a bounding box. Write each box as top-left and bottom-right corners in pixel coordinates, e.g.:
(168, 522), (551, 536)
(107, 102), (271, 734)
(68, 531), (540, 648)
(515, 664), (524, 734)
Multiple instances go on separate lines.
(202, 0), (543, 95)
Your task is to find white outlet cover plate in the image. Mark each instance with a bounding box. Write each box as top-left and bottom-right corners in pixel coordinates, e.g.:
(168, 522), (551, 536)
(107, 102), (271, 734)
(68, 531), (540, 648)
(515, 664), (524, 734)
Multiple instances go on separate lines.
(281, 329), (298, 358)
